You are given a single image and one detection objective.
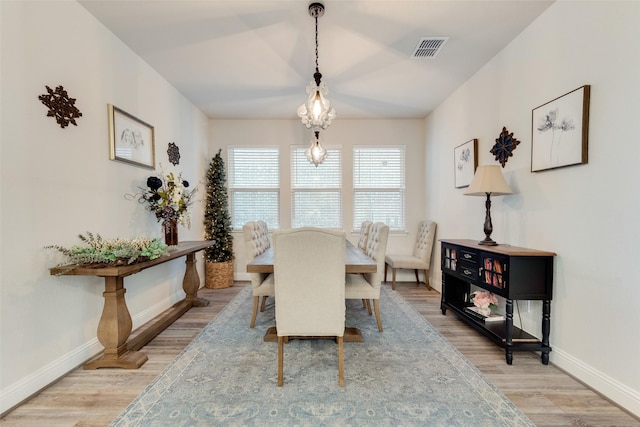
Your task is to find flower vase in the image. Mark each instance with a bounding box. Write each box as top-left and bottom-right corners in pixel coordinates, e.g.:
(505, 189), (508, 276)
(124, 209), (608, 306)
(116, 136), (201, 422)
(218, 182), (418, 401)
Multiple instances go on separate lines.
(163, 219), (178, 246)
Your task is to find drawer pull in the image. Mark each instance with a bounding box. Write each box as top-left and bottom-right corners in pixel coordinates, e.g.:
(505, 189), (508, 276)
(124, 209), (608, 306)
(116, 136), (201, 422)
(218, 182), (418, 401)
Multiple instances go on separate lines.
(463, 269), (473, 276)
(463, 254), (472, 259)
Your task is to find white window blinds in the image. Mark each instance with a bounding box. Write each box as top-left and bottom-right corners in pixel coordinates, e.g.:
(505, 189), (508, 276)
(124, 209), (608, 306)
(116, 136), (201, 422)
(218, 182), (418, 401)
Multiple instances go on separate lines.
(353, 146), (405, 231)
(291, 146), (342, 228)
(227, 147), (279, 230)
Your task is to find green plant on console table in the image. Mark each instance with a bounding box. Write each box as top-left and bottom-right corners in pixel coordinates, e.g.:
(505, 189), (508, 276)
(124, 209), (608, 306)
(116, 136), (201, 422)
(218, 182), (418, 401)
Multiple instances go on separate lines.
(47, 232), (169, 274)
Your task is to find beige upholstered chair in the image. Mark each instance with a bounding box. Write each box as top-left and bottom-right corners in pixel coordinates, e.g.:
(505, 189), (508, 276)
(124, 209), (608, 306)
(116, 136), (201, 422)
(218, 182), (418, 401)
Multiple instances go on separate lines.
(357, 220), (372, 252)
(384, 220), (437, 291)
(273, 228), (346, 387)
(345, 222), (389, 332)
(243, 220), (274, 328)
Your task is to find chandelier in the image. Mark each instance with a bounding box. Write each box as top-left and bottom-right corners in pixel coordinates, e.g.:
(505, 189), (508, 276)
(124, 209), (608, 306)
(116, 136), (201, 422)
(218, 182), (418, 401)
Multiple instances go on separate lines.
(298, 2), (335, 166)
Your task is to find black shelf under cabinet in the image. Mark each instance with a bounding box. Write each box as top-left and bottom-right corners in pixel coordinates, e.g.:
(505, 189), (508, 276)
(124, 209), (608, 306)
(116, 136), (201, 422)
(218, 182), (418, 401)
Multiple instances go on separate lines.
(440, 239), (555, 365)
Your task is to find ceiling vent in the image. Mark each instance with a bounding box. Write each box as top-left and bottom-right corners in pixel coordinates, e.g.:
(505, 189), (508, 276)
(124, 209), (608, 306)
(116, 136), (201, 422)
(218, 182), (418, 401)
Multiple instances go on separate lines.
(411, 37), (449, 59)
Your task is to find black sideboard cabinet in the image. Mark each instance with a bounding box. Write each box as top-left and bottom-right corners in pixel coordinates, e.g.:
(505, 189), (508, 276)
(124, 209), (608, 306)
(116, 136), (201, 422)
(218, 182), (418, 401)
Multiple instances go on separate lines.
(440, 239), (555, 365)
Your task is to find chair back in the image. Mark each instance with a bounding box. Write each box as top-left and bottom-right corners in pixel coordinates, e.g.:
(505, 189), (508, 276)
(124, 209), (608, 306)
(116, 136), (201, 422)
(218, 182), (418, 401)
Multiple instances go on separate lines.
(412, 220), (437, 262)
(363, 222), (389, 289)
(357, 220), (372, 252)
(243, 220), (271, 288)
(273, 228), (346, 337)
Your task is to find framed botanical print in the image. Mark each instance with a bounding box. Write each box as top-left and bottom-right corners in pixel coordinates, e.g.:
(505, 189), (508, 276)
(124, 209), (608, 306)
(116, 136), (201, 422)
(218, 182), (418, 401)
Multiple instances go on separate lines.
(108, 104), (155, 169)
(454, 139), (478, 188)
(531, 85), (590, 172)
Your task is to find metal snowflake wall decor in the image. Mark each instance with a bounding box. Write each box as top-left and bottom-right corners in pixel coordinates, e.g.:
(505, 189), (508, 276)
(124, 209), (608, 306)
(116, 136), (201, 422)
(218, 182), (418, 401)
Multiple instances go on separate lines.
(38, 85), (82, 128)
(490, 126), (520, 167)
(167, 142), (181, 165)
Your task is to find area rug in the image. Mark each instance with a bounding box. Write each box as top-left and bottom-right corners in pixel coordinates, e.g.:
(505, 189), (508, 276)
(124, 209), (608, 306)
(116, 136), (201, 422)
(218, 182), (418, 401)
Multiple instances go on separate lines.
(111, 285), (534, 427)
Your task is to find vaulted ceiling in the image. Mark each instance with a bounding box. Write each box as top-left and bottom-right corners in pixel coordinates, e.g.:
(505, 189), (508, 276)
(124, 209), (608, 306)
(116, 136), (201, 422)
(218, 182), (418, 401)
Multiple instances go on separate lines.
(80, 1), (553, 120)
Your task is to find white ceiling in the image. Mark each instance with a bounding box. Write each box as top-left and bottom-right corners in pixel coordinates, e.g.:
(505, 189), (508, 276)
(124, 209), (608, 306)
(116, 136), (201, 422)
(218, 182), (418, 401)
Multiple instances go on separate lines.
(79, 0), (553, 120)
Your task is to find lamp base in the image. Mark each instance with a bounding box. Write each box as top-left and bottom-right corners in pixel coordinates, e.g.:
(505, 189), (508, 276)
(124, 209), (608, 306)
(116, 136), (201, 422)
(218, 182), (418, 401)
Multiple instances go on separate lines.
(478, 237), (498, 246)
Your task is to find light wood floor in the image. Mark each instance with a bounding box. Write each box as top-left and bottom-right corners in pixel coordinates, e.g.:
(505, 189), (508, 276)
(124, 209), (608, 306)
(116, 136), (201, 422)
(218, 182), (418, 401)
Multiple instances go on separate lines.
(2, 282), (638, 426)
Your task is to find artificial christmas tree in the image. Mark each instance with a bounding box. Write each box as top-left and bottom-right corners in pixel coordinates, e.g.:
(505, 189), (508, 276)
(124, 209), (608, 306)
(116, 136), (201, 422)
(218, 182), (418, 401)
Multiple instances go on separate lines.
(203, 149), (234, 289)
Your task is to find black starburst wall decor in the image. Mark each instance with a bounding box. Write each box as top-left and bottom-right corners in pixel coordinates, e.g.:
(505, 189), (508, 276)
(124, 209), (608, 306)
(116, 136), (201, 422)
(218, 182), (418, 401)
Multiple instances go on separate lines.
(38, 85), (82, 128)
(167, 142), (181, 166)
(490, 126), (520, 167)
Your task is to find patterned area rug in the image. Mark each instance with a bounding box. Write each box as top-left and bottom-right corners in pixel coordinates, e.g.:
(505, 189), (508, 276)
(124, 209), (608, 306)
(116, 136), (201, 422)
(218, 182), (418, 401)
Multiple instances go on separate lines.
(111, 285), (534, 426)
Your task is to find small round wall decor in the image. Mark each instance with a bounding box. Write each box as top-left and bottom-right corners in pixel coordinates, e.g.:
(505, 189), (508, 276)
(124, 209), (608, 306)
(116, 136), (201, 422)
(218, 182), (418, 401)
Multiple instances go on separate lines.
(490, 126), (520, 167)
(167, 142), (181, 165)
(38, 85), (82, 128)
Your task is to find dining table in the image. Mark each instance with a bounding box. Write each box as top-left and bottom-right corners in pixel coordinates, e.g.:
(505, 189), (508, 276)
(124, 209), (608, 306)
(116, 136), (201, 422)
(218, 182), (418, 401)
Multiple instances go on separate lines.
(246, 240), (376, 342)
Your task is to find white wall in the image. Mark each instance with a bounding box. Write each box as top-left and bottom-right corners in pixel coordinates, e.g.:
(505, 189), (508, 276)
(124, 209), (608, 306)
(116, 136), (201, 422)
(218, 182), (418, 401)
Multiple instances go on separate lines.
(424, 1), (640, 416)
(209, 119), (427, 280)
(0, 1), (210, 413)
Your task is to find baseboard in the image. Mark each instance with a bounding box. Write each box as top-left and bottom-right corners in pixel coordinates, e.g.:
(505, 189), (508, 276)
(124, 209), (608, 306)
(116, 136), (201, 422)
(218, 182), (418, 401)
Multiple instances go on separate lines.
(551, 347), (640, 418)
(0, 291), (183, 416)
(0, 337), (102, 416)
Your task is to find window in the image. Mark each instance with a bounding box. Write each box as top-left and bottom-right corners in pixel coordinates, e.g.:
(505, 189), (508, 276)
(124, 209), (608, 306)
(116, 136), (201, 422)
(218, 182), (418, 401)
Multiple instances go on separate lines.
(291, 146), (342, 228)
(227, 147), (279, 230)
(353, 146), (405, 231)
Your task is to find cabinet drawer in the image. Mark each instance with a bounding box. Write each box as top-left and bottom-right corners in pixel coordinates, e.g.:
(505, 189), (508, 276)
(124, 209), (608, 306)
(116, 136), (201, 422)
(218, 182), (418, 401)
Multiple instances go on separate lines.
(458, 264), (478, 280)
(459, 249), (478, 264)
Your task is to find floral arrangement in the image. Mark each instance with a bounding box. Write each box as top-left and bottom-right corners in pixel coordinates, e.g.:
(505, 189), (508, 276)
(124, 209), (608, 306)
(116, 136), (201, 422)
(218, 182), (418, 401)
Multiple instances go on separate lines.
(139, 171), (197, 227)
(47, 232), (169, 271)
(470, 290), (498, 312)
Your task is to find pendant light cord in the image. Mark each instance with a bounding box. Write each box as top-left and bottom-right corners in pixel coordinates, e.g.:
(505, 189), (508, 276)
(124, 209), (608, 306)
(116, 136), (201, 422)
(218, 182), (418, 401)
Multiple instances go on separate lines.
(315, 14), (319, 74)
(312, 6), (322, 86)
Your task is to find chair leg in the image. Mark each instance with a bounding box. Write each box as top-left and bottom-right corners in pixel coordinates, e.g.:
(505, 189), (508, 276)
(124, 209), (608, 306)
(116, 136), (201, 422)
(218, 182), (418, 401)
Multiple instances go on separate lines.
(260, 296), (268, 312)
(250, 296), (259, 328)
(392, 268), (397, 290)
(277, 336), (284, 387)
(373, 299), (383, 332)
(414, 269), (420, 284)
(361, 298), (366, 308)
(364, 299), (372, 315)
(424, 269), (432, 290)
(337, 336), (345, 387)
(384, 263), (388, 282)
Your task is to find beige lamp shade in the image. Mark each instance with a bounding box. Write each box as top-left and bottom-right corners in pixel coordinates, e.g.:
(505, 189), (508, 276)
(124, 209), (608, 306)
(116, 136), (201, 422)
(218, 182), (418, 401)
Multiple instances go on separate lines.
(464, 165), (513, 196)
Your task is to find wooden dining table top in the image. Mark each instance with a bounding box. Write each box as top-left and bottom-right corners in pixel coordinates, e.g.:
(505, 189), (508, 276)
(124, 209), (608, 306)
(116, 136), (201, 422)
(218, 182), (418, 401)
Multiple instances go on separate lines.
(246, 240), (376, 274)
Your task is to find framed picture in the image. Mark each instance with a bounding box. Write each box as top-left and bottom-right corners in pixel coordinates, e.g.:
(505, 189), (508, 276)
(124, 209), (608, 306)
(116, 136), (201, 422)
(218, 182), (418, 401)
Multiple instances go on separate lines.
(454, 139), (478, 188)
(108, 104), (155, 169)
(531, 85), (590, 172)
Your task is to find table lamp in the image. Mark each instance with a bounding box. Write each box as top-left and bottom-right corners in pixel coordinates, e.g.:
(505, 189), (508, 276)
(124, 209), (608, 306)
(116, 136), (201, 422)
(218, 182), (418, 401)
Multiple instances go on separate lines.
(464, 165), (513, 246)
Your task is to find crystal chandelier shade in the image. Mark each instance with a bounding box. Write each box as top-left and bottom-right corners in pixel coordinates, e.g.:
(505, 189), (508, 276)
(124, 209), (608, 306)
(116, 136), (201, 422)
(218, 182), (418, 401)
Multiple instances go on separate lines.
(298, 78), (336, 131)
(305, 131), (328, 167)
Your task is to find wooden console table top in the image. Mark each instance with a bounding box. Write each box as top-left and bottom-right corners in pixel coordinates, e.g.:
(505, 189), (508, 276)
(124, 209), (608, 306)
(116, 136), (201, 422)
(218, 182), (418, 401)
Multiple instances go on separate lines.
(440, 239), (556, 257)
(50, 240), (214, 277)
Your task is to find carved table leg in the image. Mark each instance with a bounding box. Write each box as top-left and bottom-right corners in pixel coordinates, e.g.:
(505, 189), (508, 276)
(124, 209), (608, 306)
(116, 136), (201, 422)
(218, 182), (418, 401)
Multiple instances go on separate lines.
(541, 299), (551, 365)
(183, 252), (209, 307)
(84, 276), (148, 369)
(505, 299), (513, 365)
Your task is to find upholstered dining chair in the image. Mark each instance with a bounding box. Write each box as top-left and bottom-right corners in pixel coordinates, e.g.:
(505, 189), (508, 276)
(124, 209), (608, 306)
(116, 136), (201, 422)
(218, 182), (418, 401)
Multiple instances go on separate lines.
(357, 220), (372, 252)
(243, 220), (274, 328)
(345, 222), (389, 332)
(384, 220), (437, 291)
(273, 228), (346, 387)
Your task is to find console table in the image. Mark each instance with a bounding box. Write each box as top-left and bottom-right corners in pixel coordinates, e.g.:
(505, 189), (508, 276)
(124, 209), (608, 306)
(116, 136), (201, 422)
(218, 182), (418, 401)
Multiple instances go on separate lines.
(440, 239), (555, 365)
(50, 240), (213, 369)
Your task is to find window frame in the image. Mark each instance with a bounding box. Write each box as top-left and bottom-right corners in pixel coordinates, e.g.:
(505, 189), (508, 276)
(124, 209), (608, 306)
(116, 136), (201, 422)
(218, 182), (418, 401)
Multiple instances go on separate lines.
(352, 145), (406, 232)
(290, 145), (343, 229)
(227, 146), (280, 231)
